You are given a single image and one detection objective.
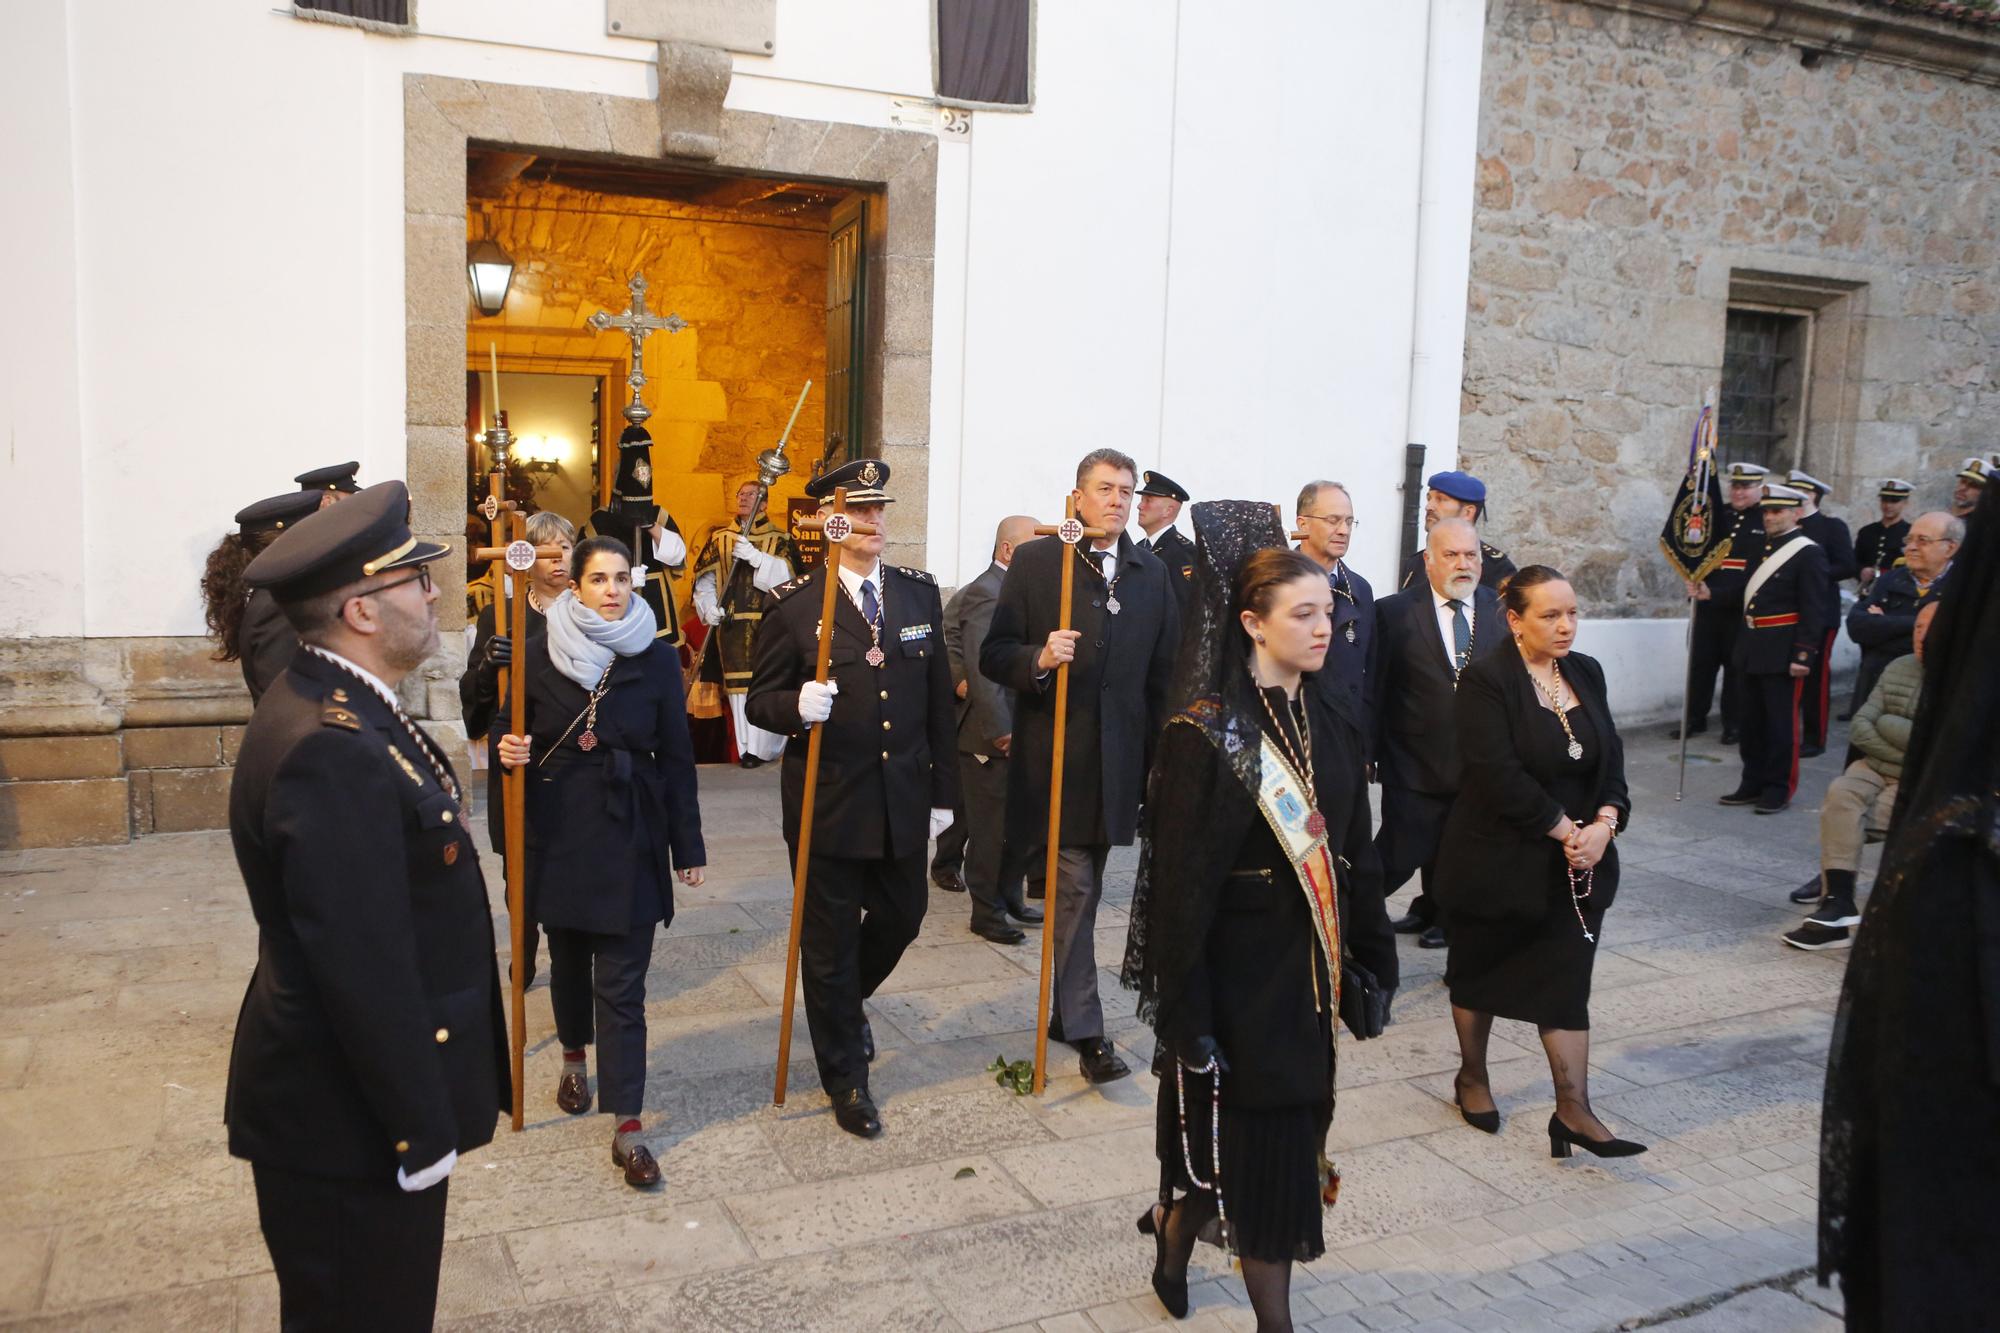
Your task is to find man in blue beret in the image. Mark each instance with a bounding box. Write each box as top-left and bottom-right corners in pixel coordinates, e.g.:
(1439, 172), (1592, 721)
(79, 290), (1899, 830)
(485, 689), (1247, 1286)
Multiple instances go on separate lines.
(1397, 470), (1517, 593)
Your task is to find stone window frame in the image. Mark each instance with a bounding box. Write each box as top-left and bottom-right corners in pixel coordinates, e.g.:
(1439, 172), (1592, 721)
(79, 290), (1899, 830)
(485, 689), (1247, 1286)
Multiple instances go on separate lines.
(405, 73), (940, 722)
(1719, 267), (1870, 487)
(290, 1), (417, 38)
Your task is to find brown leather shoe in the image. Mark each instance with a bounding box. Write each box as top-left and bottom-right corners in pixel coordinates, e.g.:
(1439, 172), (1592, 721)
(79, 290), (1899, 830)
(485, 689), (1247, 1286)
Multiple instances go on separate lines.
(556, 1067), (591, 1115)
(612, 1139), (662, 1188)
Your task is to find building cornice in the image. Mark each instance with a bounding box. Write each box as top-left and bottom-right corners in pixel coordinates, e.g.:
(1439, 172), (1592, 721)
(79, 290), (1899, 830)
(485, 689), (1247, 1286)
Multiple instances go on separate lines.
(1577, 0), (2000, 88)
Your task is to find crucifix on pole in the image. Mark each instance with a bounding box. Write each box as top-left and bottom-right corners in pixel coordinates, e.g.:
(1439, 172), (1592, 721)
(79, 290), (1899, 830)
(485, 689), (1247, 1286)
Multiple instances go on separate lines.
(587, 273), (688, 426)
(1029, 497), (1107, 1096)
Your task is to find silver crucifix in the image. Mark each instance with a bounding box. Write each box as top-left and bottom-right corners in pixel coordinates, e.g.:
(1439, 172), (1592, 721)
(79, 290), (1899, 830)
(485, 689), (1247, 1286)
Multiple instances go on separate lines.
(587, 273), (687, 425)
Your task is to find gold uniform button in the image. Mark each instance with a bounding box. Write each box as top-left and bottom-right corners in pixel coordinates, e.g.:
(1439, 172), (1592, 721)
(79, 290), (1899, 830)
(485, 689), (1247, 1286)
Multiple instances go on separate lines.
(442, 810), (454, 823)
(879, 690), (888, 700)
(882, 720), (892, 731)
(395, 1140), (411, 1153)
(435, 1027), (450, 1043)
(881, 750), (889, 760)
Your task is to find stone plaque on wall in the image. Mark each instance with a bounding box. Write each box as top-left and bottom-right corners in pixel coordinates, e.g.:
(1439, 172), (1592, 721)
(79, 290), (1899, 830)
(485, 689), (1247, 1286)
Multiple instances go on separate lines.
(608, 0), (775, 55)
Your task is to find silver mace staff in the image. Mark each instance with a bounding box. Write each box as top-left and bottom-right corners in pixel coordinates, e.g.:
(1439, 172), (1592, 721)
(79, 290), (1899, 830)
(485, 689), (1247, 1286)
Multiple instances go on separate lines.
(724, 381), (811, 586)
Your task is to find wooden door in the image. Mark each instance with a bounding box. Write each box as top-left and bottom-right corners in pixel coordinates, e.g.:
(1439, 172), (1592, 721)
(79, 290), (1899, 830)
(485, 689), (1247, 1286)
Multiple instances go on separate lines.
(823, 196), (868, 476)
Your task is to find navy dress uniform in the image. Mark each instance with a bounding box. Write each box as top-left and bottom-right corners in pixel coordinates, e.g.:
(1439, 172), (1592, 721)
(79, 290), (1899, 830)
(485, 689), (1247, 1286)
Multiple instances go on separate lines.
(1397, 470), (1517, 593)
(744, 460), (958, 1136)
(1680, 462), (1768, 741)
(226, 482), (509, 1331)
(1854, 479), (1914, 583)
(1722, 484), (1838, 815)
(295, 460), (362, 497)
(1788, 469), (1855, 754)
(1135, 471), (1196, 605)
(231, 491), (323, 703)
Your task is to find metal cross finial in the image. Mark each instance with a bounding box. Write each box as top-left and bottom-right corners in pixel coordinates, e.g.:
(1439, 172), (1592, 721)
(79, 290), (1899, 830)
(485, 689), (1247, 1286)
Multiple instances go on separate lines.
(587, 273), (688, 425)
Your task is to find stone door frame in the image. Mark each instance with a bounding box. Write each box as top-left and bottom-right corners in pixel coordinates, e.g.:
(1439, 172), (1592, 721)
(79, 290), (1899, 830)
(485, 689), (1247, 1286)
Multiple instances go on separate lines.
(403, 73), (939, 719)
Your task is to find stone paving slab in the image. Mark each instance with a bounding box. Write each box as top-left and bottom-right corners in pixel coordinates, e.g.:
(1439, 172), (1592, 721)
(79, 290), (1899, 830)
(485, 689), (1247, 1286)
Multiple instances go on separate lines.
(0, 721), (1868, 1330)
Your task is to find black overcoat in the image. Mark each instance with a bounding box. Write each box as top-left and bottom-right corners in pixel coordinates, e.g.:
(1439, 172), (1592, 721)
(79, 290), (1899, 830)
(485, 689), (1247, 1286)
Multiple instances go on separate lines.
(1367, 582), (1502, 795)
(1432, 645), (1632, 923)
(1305, 559), (1376, 744)
(1143, 691), (1390, 1109)
(744, 563), (959, 861)
(240, 588), (297, 703)
(225, 648), (509, 1181)
(518, 638), (706, 935)
(460, 597), (548, 853)
(981, 533), (1180, 848)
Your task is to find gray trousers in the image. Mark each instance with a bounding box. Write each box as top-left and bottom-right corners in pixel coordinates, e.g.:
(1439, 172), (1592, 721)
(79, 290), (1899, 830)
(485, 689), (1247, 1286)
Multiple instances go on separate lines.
(1821, 760), (1896, 873)
(1030, 844), (1111, 1040)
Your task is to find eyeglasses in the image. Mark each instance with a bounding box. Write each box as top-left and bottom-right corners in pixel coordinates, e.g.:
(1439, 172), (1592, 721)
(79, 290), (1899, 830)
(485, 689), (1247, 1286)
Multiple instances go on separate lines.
(1300, 514), (1360, 532)
(1905, 536), (1956, 549)
(364, 566), (434, 597)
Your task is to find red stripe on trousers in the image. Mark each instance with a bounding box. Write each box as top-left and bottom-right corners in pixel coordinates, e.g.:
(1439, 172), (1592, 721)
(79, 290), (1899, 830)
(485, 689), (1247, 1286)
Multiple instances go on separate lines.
(1787, 676), (1805, 799)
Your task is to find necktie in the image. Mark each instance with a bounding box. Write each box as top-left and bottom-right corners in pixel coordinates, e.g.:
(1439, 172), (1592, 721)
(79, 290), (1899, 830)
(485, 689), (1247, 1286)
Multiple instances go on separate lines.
(1449, 599), (1470, 666)
(861, 578), (880, 627)
(1136, 536), (1152, 552)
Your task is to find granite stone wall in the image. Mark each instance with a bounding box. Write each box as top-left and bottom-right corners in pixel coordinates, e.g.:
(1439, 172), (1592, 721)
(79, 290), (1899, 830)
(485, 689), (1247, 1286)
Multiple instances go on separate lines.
(1464, 0), (2000, 614)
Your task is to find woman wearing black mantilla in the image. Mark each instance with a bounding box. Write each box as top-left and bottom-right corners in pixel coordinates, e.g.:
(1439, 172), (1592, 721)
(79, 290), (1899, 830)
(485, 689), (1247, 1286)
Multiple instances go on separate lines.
(1123, 501), (1391, 1332)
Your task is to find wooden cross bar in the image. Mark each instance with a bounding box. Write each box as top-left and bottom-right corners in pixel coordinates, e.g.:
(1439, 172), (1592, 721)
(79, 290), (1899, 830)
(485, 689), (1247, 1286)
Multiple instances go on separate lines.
(1028, 497), (1107, 1095)
(773, 488), (881, 1106)
(1276, 502), (1307, 545)
(470, 510), (567, 1133)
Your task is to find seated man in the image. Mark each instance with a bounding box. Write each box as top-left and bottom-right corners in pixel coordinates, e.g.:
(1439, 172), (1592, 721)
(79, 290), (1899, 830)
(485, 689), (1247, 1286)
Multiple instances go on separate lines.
(1783, 600), (1937, 952)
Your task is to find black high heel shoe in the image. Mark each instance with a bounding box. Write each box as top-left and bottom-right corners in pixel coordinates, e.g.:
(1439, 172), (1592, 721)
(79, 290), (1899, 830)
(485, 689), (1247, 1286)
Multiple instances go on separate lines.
(1137, 1201), (1189, 1318)
(1547, 1112), (1647, 1159)
(1454, 1077), (1500, 1134)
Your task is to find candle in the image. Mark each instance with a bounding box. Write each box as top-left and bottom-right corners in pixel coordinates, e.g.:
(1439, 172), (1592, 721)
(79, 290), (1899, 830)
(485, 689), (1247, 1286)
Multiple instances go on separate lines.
(489, 343), (501, 430)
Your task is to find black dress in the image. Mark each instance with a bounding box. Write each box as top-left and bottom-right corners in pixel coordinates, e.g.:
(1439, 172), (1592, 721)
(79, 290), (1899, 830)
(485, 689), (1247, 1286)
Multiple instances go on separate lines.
(1149, 689), (1362, 1263)
(1445, 702), (1607, 1030)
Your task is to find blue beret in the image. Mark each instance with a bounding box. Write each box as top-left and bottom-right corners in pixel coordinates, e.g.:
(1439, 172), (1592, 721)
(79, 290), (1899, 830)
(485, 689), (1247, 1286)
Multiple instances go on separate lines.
(1426, 470), (1487, 505)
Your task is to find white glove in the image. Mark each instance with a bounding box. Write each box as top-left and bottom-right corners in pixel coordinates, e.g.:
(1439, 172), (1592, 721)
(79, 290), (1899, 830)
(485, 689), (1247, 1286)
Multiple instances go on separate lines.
(693, 575), (723, 626)
(929, 807), (954, 839)
(397, 1148), (456, 1192)
(798, 678), (839, 725)
(733, 534), (763, 564)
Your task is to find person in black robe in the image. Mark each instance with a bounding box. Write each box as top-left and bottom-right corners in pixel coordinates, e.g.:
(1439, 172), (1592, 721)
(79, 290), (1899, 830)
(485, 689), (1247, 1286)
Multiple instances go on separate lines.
(1124, 502), (1391, 1332)
(498, 536), (706, 1190)
(1433, 565), (1642, 1160)
(1819, 478), (2000, 1329)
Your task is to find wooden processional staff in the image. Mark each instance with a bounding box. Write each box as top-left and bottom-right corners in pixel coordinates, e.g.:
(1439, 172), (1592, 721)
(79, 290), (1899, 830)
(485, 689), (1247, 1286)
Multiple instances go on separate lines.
(472, 479), (565, 1133)
(772, 488), (881, 1106)
(1030, 499), (1107, 1095)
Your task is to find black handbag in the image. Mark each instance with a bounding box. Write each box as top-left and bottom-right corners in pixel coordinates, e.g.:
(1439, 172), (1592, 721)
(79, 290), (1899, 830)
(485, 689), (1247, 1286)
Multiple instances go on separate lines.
(1339, 952), (1391, 1040)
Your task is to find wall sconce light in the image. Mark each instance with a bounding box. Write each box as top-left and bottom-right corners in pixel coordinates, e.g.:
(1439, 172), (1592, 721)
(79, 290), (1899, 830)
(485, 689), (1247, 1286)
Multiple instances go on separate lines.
(467, 239), (515, 317)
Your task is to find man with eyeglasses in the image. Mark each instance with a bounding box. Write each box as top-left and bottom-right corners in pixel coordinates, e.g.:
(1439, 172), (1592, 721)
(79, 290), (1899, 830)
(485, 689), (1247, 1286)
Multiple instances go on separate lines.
(1397, 470), (1516, 593)
(226, 482), (509, 1329)
(1843, 510), (1961, 719)
(1296, 480), (1375, 740)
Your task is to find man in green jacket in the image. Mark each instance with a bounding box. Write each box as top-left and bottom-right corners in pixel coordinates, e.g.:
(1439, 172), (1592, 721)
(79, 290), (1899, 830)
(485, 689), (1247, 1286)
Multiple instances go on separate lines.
(1785, 600), (1938, 950)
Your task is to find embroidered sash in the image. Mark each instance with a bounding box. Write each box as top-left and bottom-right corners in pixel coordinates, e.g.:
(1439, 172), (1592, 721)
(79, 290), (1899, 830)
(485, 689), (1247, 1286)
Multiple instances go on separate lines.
(1248, 733), (1344, 1018)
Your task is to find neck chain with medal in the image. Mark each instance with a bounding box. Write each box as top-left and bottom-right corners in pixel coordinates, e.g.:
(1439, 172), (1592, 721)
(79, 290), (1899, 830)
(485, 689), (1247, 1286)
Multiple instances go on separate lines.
(1253, 676), (1328, 838)
(1449, 599), (1476, 691)
(573, 663), (617, 752)
(839, 565), (888, 667)
(1331, 562), (1357, 643)
(1086, 543), (1125, 615)
(1527, 657), (1585, 762)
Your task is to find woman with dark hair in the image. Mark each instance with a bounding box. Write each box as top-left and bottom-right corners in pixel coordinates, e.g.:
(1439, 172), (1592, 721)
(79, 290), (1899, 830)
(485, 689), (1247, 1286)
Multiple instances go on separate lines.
(1434, 565), (1641, 1158)
(1123, 502), (1388, 1331)
(498, 535), (706, 1189)
(202, 492), (323, 697)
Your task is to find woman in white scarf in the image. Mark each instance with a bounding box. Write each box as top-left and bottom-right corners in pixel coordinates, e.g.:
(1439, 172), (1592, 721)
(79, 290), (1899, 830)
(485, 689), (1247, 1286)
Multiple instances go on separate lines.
(499, 536), (707, 1190)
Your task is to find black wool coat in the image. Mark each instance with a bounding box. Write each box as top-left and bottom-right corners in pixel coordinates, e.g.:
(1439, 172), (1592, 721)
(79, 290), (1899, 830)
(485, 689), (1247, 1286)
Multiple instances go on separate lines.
(981, 533), (1180, 848)
(1432, 645), (1632, 923)
(226, 648), (509, 1181)
(1305, 559), (1377, 746)
(518, 638), (706, 935)
(1367, 582), (1503, 796)
(460, 597), (548, 854)
(745, 563), (959, 861)
(1143, 691), (1390, 1109)
(240, 588), (297, 704)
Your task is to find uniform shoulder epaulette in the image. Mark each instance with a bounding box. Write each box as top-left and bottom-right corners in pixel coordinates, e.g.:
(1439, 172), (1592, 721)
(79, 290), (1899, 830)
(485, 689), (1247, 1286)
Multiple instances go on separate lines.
(769, 573), (811, 600)
(1482, 542), (1505, 558)
(320, 687), (363, 732)
(891, 565), (935, 584)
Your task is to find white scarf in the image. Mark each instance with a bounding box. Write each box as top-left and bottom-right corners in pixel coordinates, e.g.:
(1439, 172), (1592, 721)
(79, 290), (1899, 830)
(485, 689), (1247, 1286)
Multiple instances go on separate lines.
(543, 587), (657, 690)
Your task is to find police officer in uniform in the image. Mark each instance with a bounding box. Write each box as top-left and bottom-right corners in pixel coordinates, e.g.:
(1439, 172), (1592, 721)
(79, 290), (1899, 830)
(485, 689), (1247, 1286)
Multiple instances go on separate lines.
(226, 481), (509, 1331)
(1134, 470), (1195, 604)
(1720, 483), (1837, 815)
(1675, 462), (1767, 743)
(587, 424), (688, 647)
(1949, 456), (1990, 520)
(1397, 469), (1517, 593)
(295, 460), (362, 510)
(745, 459), (958, 1138)
(1788, 470), (1855, 757)
(1854, 479), (1913, 593)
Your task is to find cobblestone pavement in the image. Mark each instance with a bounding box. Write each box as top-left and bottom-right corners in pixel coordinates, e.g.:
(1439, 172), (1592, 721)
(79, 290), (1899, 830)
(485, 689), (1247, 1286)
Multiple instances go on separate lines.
(0, 721), (1866, 1331)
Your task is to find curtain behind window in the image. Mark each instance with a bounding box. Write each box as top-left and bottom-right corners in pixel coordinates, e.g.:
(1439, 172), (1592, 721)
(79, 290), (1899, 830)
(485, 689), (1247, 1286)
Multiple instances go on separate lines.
(934, 0), (1031, 107)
